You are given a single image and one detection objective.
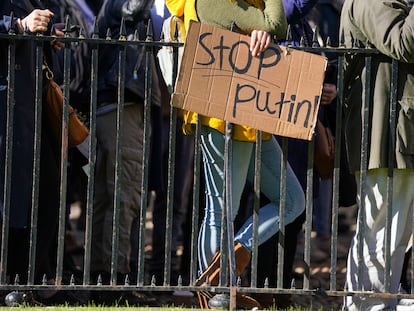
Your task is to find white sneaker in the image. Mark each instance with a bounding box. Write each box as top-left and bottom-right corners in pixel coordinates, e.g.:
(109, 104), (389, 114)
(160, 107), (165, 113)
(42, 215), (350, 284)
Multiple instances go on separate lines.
(397, 299), (414, 311)
(344, 296), (391, 311)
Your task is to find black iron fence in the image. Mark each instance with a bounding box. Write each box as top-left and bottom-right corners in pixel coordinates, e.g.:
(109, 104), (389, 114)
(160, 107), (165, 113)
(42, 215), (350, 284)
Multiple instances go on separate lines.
(0, 17), (412, 309)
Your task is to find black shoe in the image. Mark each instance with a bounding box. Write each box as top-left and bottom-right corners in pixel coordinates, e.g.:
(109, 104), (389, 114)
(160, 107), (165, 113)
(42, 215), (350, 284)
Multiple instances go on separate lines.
(4, 291), (37, 307)
(208, 293), (230, 309)
(208, 293), (261, 309)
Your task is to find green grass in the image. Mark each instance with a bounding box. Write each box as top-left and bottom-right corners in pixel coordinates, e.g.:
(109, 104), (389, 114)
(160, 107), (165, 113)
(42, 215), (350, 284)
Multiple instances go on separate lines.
(0, 307), (322, 311)
(0, 308), (191, 311)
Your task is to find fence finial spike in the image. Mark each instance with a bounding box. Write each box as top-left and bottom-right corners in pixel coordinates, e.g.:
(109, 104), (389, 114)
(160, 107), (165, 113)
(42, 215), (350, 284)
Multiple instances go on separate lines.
(92, 17), (99, 39)
(286, 24), (292, 45)
(146, 19), (153, 40)
(290, 278), (296, 289)
(264, 277), (269, 288)
(325, 36), (332, 47)
(160, 28), (165, 41)
(173, 19), (179, 42)
(366, 39), (373, 48)
(177, 275), (183, 286)
(8, 11), (16, 34)
(339, 29), (346, 47)
(97, 274), (102, 285)
(79, 26), (85, 39)
(354, 39), (361, 48)
(106, 28), (112, 40)
(312, 26), (320, 48)
(42, 274), (48, 285)
(151, 275), (156, 286)
(133, 29), (139, 41)
(119, 17), (126, 40)
(64, 14), (71, 35)
(300, 36), (305, 47)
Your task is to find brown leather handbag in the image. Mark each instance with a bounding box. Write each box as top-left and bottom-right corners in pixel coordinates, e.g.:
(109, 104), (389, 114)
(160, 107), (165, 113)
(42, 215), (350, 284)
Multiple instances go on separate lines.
(43, 63), (89, 148)
(314, 119), (335, 180)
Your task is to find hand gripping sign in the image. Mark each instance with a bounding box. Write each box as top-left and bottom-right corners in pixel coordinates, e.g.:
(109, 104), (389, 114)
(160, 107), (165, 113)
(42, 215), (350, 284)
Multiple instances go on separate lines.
(172, 21), (328, 140)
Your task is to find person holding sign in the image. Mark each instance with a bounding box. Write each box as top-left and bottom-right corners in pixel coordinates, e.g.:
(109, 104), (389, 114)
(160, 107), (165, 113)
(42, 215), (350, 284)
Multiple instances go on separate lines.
(340, 0), (414, 310)
(188, 0), (306, 308)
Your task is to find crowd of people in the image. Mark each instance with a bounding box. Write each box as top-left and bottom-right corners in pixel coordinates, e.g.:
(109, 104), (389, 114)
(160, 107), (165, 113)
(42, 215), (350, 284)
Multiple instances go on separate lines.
(1, 0), (414, 310)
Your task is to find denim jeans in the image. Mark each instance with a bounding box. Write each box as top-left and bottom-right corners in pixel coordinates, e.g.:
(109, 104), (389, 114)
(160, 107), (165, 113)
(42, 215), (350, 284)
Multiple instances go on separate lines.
(198, 126), (305, 271)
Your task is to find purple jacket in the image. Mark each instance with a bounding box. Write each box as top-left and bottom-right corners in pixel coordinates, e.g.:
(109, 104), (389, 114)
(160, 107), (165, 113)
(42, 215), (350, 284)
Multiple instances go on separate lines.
(282, 0), (318, 23)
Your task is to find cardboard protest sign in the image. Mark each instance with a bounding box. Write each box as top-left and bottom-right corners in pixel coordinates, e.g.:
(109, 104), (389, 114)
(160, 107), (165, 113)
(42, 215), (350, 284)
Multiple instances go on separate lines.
(172, 21), (327, 140)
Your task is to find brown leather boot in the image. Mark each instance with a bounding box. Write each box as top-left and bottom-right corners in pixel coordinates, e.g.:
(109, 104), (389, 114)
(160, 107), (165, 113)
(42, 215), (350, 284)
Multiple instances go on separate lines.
(196, 243), (251, 308)
(195, 242), (251, 287)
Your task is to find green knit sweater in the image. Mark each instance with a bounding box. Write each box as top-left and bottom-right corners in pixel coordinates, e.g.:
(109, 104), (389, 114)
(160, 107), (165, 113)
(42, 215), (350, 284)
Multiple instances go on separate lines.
(196, 0), (287, 38)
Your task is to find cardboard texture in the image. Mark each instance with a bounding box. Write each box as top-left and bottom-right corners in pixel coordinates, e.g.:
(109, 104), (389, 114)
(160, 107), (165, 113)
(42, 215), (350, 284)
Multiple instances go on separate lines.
(172, 21), (328, 140)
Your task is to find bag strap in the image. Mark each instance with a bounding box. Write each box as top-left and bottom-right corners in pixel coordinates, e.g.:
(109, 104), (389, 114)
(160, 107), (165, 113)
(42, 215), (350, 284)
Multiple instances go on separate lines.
(42, 59), (54, 80)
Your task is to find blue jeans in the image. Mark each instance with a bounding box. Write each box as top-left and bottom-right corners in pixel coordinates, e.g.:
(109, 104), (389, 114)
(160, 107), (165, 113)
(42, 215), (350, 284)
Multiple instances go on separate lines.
(198, 126), (305, 271)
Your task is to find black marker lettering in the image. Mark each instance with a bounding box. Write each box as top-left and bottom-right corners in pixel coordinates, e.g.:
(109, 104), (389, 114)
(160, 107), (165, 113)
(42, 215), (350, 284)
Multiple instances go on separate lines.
(287, 94), (296, 122)
(294, 98), (311, 127)
(230, 41), (251, 74)
(256, 90), (276, 115)
(197, 32), (215, 66)
(233, 83), (256, 118)
(257, 46), (281, 80)
(213, 36), (230, 70)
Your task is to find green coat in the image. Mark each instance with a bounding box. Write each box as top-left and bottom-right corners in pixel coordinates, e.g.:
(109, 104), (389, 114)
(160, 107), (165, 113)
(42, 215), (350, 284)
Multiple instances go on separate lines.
(340, 0), (414, 172)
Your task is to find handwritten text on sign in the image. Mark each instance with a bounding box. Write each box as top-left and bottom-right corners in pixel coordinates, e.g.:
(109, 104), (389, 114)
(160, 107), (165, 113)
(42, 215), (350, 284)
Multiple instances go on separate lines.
(172, 21), (327, 140)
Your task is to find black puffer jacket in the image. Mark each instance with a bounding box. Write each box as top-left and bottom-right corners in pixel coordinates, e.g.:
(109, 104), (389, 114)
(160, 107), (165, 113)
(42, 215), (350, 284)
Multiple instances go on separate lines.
(97, 0), (161, 106)
(0, 0), (60, 229)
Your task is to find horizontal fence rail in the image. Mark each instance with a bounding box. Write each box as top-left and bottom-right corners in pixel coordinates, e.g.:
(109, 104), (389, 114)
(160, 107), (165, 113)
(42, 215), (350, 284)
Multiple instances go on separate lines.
(0, 17), (412, 309)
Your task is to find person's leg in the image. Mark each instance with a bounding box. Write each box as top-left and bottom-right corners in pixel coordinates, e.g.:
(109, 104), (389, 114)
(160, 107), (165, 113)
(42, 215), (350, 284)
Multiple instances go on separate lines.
(344, 168), (414, 310)
(116, 104), (144, 276)
(148, 109), (168, 283)
(170, 128), (195, 282)
(91, 104), (144, 279)
(91, 111), (115, 280)
(235, 137), (305, 250)
(203, 136), (304, 309)
(197, 126), (253, 272)
(35, 126), (61, 283)
(313, 178), (332, 239)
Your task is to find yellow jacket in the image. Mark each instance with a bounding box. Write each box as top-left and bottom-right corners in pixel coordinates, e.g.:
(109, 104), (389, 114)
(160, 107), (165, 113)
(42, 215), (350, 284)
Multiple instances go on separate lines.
(166, 0), (272, 141)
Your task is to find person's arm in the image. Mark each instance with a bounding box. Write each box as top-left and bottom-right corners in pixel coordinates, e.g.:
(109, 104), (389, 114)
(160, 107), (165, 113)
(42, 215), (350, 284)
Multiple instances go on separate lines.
(122, 0), (154, 21)
(348, 0), (414, 62)
(17, 9), (54, 33)
(99, 0), (152, 28)
(0, 9), (54, 34)
(196, 0), (287, 38)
